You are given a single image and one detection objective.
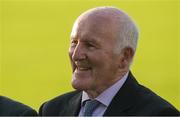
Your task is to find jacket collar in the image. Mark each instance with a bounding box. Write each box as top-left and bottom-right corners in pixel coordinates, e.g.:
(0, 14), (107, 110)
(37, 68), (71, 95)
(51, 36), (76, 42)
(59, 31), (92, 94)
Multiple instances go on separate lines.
(61, 71), (139, 116)
(104, 71), (140, 116)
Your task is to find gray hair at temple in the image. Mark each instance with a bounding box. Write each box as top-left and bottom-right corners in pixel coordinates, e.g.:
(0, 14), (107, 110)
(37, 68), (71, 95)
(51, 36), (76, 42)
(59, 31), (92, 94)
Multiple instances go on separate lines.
(78, 6), (139, 54)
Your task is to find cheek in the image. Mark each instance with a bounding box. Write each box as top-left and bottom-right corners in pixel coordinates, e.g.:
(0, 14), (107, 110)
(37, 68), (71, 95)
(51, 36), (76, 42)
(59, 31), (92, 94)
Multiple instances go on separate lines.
(90, 57), (108, 77)
(92, 54), (116, 76)
(92, 54), (110, 69)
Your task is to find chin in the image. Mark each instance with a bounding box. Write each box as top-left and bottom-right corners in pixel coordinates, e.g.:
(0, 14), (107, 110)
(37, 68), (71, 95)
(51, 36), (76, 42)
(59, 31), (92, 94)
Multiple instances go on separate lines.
(72, 82), (86, 90)
(71, 77), (89, 90)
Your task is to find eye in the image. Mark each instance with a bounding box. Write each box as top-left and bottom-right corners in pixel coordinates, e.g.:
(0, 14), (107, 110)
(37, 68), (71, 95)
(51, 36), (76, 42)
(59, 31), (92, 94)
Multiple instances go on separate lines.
(71, 40), (78, 47)
(86, 42), (96, 50)
(86, 43), (93, 47)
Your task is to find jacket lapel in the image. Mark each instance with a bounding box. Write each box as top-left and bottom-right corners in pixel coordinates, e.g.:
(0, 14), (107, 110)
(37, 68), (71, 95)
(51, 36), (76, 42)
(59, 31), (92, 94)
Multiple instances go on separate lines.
(104, 72), (140, 116)
(59, 72), (140, 116)
(59, 91), (82, 116)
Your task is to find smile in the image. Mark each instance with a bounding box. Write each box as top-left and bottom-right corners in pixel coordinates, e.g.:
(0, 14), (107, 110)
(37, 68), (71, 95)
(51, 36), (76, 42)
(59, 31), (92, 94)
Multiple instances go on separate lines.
(77, 67), (91, 71)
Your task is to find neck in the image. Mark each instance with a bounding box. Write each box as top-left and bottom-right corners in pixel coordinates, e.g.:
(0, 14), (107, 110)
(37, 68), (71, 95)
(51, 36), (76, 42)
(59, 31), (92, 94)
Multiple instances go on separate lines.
(85, 69), (129, 99)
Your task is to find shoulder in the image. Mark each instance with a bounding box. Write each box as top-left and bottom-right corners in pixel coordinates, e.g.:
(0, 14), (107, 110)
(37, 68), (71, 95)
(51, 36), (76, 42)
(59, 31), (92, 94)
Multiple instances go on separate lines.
(133, 84), (179, 115)
(0, 96), (37, 116)
(39, 90), (82, 115)
(42, 90), (81, 106)
(118, 72), (179, 115)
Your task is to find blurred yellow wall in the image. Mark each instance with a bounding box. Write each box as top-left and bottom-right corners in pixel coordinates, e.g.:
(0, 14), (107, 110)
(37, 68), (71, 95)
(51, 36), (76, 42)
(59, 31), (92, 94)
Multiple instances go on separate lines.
(0, 0), (179, 111)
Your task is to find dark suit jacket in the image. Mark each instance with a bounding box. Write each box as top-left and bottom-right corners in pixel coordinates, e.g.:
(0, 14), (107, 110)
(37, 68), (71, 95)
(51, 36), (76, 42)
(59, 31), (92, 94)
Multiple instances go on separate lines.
(0, 96), (37, 116)
(39, 72), (179, 116)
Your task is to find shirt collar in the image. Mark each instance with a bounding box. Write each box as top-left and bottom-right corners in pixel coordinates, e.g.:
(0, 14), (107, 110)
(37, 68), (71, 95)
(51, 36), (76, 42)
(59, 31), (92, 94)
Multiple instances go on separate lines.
(81, 71), (129, 107)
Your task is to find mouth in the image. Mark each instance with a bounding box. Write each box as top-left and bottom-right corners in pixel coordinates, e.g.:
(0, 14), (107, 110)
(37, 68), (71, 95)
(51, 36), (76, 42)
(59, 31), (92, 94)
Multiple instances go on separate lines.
(77, 67), (91, 71)
(73, 61), (91, 72)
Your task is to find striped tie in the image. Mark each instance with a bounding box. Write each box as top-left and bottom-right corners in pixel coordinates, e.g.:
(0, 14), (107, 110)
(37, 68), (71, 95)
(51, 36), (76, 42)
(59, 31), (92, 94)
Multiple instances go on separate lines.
(82, 100), (100, 116)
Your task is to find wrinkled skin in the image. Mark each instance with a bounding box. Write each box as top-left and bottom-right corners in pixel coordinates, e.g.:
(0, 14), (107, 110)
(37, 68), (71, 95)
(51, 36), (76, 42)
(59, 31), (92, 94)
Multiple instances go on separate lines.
(69, 8), (134, 98)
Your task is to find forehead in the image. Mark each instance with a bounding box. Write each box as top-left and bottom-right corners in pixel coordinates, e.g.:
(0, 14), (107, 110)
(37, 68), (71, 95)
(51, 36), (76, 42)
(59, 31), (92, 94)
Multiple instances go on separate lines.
(70, 16), (117, 44)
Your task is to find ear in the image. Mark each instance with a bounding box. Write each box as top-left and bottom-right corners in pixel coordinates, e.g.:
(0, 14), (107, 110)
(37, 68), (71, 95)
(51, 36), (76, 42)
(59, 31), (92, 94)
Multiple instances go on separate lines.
(118, 47), (134, 69)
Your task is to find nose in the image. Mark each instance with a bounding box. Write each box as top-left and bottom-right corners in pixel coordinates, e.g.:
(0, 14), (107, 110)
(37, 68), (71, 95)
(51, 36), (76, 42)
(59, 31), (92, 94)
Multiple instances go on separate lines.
(72, 43), (86, 61)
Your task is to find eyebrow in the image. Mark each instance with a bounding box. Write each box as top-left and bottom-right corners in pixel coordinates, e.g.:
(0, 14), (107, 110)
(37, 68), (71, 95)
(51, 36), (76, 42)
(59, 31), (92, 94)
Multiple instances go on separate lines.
(71, 35), (97, 41)
(83, 37), (100, 43)
(71, 36), (101, 46)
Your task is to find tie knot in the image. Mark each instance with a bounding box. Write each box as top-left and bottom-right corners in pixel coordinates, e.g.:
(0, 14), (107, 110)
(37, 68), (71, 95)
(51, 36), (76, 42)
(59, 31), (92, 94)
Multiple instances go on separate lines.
(83, 100), (100, 116)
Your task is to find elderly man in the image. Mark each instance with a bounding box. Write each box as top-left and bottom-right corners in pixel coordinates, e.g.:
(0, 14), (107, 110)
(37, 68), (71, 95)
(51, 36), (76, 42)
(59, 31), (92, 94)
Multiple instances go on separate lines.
(0, 96), (37, 116)
(39, 6), (179, 116)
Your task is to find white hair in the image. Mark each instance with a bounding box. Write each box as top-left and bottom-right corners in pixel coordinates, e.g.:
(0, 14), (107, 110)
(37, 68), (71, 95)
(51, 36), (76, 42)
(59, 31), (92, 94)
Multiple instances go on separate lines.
(115, 10), (139, 53)
(82, 6), (139, 53)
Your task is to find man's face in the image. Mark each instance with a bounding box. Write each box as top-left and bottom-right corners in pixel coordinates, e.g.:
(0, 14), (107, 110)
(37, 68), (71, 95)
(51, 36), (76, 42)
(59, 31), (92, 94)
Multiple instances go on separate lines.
(69, 16), (121, 93)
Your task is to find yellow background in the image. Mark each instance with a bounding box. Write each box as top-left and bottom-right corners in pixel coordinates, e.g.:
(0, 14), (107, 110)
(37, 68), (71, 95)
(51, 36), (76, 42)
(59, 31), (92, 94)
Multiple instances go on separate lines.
(0, 0), (179, 111)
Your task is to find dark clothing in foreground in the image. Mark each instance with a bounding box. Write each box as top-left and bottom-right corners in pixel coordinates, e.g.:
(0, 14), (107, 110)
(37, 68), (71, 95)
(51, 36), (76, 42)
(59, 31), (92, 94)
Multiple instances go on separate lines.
(39, 72), (179, 116)
(0, 96), (37, 116)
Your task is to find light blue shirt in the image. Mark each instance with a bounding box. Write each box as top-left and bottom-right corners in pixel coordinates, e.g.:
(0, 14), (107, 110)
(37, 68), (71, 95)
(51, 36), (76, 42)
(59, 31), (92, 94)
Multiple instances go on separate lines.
(78, 71), (129, 117)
